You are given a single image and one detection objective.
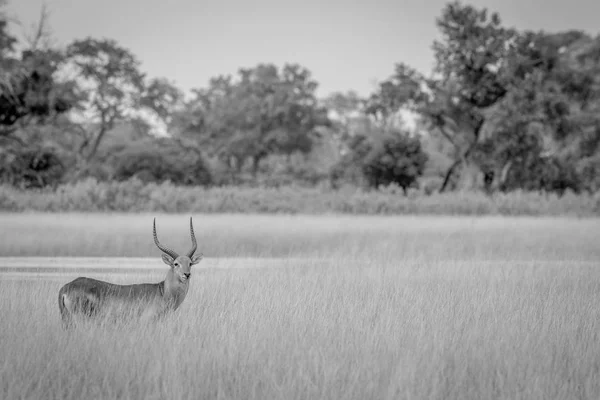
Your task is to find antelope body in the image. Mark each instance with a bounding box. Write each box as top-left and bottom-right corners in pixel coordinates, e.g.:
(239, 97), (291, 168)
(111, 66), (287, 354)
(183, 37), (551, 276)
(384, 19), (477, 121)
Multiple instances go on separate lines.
(58, 218), (203, 328)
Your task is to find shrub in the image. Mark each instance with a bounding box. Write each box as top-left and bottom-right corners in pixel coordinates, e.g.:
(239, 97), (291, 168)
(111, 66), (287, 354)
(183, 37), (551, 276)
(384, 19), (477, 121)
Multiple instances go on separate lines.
(0, 146), (66, 188)
(0, 178), (598, 216)
(256, 153), (329, 188)
(82, 138), (212, 186)
(577, 154), (600, 193)
(362, 133), (428, 193)
(329, 131), (428, 193)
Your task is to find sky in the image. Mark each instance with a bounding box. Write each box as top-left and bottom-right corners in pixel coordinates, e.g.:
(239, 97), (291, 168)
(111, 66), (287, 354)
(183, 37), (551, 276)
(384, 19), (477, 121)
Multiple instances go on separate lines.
(6, 0), (600, 98)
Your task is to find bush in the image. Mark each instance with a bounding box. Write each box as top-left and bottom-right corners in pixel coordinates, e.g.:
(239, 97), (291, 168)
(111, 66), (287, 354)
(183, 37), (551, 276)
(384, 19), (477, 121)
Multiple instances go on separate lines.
(0, 146), (67, 188)
(577, 154), (600, 193)
(362, 133), (428, 193)
(0, 178), (598, 216)
(82, 138), (212, 186)
(329, 131), (428, 192)
(255, 153), (329, 188)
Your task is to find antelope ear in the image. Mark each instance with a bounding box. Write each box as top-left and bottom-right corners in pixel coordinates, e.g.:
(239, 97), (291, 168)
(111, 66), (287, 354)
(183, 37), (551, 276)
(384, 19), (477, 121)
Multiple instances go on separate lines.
(161, 254), (174, 267)
(191, 253), (203, 265)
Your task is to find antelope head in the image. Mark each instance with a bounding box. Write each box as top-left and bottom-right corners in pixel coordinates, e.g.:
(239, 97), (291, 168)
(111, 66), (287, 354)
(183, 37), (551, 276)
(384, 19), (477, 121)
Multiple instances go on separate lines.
(153, 217), (203, 283)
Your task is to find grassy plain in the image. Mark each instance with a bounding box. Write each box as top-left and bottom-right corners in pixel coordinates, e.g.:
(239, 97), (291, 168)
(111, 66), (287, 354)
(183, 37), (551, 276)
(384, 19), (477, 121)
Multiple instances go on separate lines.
(1, 213), (600, 399)
(1, 213), (599, 260)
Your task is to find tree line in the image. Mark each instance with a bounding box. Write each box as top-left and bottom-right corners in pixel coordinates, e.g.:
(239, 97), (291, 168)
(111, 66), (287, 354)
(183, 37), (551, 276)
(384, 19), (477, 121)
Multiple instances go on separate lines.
(1, 1), (599, 195)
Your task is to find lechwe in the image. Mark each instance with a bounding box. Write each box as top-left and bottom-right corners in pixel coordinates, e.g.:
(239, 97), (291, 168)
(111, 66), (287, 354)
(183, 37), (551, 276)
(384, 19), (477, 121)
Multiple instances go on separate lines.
(58, 217), (203, 328)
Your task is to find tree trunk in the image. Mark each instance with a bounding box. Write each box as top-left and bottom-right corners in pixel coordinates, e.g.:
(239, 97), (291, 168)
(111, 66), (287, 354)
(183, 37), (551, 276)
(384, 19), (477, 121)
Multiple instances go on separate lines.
(439, 159), (462, 193)
(86, 127), (107, 161)
(438, 119), (484, 193)
(251, 155), (262, 177)
(85, 113), (114, 162)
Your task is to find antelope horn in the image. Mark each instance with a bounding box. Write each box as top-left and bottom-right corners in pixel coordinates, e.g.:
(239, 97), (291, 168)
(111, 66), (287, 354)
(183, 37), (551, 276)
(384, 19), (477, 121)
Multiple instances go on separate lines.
(187, 217), (198, 257)
(153, 218), (179, 260)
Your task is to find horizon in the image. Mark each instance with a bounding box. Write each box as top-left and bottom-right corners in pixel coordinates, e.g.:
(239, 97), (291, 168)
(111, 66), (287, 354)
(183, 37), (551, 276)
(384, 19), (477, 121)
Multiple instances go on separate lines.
(6, 0), (600, 98)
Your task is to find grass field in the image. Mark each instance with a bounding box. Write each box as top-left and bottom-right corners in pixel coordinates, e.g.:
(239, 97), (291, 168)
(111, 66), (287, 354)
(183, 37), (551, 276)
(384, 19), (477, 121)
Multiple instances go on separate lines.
(1, 213), (599, 260)
(1, 213), (600, 399)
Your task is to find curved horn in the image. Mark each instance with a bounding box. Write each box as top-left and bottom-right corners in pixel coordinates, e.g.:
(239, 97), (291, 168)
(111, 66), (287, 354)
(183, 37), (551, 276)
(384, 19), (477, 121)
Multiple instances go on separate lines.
(187, 217), (198, 257)
(153, 218), (179, 259)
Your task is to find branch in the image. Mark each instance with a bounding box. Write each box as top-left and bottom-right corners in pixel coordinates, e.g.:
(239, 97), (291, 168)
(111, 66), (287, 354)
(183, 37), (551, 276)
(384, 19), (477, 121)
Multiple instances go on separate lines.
(0, 127), (27, 147)
(71, 123), (93, 154)
(24, 3), (53, 51)
(439, 158), (461, 193)
(437, 125), (461, 151)
(85, 112), (116, 161)
(499, 160), (513, 186)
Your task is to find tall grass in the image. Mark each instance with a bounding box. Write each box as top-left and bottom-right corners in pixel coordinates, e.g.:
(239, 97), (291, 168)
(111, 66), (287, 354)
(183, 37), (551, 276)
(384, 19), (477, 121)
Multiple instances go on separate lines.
(1, 213), (599, 259)
(1, 215), (599, 399)
(2, 257), (600, 399)
(1, 178), (599, 216)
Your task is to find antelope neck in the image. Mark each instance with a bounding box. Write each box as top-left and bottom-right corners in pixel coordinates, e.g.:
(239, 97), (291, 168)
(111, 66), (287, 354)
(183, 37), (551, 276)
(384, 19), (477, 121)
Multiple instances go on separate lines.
(162, 269), (189, 307)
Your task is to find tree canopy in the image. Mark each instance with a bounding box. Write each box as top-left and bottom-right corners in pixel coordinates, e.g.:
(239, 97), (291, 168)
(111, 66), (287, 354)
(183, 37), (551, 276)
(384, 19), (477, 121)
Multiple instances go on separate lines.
(1, 1), (598, 195)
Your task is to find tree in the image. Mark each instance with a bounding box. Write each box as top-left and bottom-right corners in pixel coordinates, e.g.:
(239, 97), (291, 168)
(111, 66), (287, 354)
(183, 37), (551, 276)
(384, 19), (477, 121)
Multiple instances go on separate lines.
(137, 77), (184, 136)
(83, 137), (212, 186)
(141, 77), (183, 118)
(329, 132), (373, 188)
(0, 14), (21, 130)
(475, 30), (600, 194)
(329, 117), (428, 193)
(65, 38), (146, 161)
(326, 88), (425, 190)
(0, 6), (78, 188)
(1, 8), (76, 145)
(0, 7), (16, 64)
(178, 63), (330, 177)
(367, 2), (600, 195)
(367, 1), (516, 192)
(323, 91), (370, 153)
(362, 132), (428, 193)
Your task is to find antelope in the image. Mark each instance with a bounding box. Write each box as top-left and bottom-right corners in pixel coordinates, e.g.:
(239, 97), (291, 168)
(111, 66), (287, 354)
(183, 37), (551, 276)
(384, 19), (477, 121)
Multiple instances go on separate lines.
(58, 217), (203, 328)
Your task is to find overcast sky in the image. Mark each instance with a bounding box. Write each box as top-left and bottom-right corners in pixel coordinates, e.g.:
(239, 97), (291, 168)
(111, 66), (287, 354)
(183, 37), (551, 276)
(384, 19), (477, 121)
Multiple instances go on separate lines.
(6, 0), (600, 97)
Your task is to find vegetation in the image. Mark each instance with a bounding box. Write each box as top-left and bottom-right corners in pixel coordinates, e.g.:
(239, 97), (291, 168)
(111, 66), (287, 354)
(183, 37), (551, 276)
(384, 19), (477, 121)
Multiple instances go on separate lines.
(0, 178), (599, 216)
(1, 213), (599, 258)
(361, 133), (428, 193)
(1, 215), (599, 399)
(2, 1), (598, 395)
(1, 1), (599, 202)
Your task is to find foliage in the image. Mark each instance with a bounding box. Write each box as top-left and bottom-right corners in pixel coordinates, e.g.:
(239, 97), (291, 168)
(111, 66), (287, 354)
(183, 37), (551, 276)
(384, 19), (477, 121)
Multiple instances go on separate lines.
(112, 139), (212, 186)
(251, 152), (329, 188)
(474, 30), (600, 194)
(0, 8), (79, 191)
(366, 2), (516, 192)
(0, 178), (598, 216)
(65, 38), (147, 160)
(366, 1), (600, 195)
(177, 63), (330, 174)
(2, 221), (600, 398)
(0, 145), (66, 188)
(577, 154), (600, 193)
(329, 123), (429, 193)
(362, 132), (428, 193)
(140, 77), (184, 123)
(1, 2), (599, 198)
(329, 133), (372, 188)
(1, 47), (77, 145)
(0, 18), (16, 65)
(79, 137), (212, 186)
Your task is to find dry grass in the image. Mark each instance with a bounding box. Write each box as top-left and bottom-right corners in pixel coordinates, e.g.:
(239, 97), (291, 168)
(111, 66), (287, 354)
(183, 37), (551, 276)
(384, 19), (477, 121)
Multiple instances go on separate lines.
(1, 213), (599, 260)
(2, 179), (599, 216)
(1, 214), (600, 399)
